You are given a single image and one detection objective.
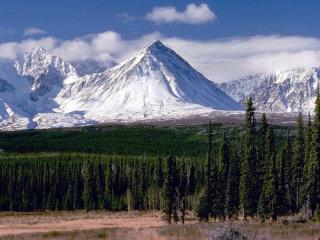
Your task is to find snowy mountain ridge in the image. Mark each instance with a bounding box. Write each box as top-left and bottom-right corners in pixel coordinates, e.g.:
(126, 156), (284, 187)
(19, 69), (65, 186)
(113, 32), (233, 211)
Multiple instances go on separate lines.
(219, 67), (320, 114)
(0, 40), (243, 130)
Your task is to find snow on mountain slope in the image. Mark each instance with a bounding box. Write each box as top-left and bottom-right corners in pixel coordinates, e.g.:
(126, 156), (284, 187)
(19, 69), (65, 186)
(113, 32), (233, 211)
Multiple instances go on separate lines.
(56, 41), (243, 121)
(14, 47), (77, 98)
(219, 74), (265, 102)
(0, 41), (243, 130)
(0, 48), (91, 129)
(33, 112), (97, 129)
(219, 67), (320, 114)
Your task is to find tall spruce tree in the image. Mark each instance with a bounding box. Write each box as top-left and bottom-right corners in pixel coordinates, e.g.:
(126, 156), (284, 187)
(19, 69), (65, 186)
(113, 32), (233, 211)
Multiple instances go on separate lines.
(292, 112), (305, 211)
(179, 161), (188, 224)
(196, 121), (214, 221)
(258, 127), (280, 221)
(278, 131), (291, 215)
(156, 155), (164, 188)
(163, 156), (178, 223)
(210, 158), (220, 220)
(188, 163), (196, 195)
(259, 113), (269, 180)
(305, 87), (320, 216)
(83, 161), (98, 211)
(302, 113), (312, 201)
(73, 168), (84, 209)
(218, 132), (230, 220)
(207, 121), (213, 180)
(266, 146), (280, 221)
(225, 149), (240, 220)
(304, 113), (312, 170)
(196, 192), (210, 221)
(240, 97), (258, 218)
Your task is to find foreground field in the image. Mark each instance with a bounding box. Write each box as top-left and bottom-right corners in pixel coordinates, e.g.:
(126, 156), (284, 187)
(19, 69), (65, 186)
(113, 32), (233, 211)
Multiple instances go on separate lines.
(0, 211), (319, 240)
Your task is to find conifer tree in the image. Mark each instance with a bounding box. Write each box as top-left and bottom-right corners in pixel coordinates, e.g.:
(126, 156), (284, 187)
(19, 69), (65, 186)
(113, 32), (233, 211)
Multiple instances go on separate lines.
(156, 155), (164, 188)
(278, 131), (291, 215)
(103, 162), (113, 210)
(196, 193), (210, 221)
(258, 127), (280, 221)
(179, 161), (188, 224)
(207, 121), (213, 181)
(302, 113), (312, 200)
(240, 97), (258, 218)
(74, 168), (84, 209)
(218, 132), (230, 220)
(225, 149), (240, 220)
(163, 156), (178, 223)
(96, 162), (106, 208)
(259, 113), (269, 184)
(305, 87), (320, 216)
(266, 149), (280, 221)
(292, 112), (305, 211)
(304, 113), (312, 170)
(210, 158), (220, 220)
(46, 190), (55, 211)
(219, 132), (230, 182)
(188, 163), (196, 195)
(64, 183), (74, 210)
(196, 122), (214, 221)
(83, 161), (98, 211)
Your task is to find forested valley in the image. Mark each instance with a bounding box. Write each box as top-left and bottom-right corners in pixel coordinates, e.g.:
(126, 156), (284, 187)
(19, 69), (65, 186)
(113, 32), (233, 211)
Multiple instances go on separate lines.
(0, 92), (320, 224)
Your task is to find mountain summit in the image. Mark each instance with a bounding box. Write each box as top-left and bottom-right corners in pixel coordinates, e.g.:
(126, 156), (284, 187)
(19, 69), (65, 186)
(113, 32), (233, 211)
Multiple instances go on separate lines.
(56, 40), (243, 121)
(14, 47), (76, 98)
(0, 41), (243, 130)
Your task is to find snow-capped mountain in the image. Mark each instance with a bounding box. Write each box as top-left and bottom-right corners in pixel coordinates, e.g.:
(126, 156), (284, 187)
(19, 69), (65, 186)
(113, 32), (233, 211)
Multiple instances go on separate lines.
(14, 47), (77, 98)
(219, 67), (320, 114)
(0, 40), (243, 130)
(56, 41), (242, 121)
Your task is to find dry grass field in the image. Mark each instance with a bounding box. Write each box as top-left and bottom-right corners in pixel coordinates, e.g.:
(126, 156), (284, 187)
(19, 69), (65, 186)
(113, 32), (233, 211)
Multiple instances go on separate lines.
(0, 211), (319, 240)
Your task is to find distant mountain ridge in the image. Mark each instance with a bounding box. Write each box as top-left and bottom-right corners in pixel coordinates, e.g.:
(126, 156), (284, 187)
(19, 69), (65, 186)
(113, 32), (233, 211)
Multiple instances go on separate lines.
(219, 67), (320, 114)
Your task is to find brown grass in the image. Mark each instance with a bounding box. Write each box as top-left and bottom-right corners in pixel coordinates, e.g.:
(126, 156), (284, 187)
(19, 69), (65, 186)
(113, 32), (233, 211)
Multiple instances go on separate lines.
(0, 211), (319, 240)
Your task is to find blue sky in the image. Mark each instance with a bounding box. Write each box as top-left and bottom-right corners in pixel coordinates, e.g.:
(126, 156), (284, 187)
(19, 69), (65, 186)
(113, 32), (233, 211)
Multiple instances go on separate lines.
(1, 0), (320, 82)
(1, 0), (319, 41)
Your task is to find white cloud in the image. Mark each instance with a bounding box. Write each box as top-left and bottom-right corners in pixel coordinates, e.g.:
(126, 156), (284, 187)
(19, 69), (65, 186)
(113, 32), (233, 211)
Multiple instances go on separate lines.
(146, 3), (215, 24)
(0, 37), (57, 59)
(52, 31), (161, 62)
(24, 27), (47, 37)
(1, 31), (320, 82)
(164, 35), (320, 81)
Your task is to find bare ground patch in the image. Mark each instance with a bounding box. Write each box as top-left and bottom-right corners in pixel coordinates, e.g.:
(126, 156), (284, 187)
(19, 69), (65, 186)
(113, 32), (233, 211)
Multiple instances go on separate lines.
(0, 211), (319, 240)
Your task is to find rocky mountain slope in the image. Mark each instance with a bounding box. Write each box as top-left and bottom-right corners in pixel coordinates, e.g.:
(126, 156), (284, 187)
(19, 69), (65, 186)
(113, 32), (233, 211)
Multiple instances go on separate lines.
(219, 68), (320, 114)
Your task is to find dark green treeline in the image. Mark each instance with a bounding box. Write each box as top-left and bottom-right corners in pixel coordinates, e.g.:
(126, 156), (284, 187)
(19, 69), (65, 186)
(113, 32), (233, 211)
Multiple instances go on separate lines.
(0, 153), (206, 213)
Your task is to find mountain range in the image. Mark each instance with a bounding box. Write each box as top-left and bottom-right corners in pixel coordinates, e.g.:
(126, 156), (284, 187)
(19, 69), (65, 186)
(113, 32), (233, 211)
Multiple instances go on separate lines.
(219, 68), (320, 114)
(0, 41), (242, 130)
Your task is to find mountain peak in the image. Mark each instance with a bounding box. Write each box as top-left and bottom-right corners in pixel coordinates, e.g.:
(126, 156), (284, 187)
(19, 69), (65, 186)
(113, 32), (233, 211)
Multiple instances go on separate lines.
(30, 46), (50, 57)
(146, 40), (165, 49)
(142, 40), (172, 56)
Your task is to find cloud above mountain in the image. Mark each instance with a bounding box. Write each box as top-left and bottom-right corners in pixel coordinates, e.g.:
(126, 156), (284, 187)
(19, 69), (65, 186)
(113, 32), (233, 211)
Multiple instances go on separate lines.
(146, 3), (216, 24)
(165, 35), (320, 82)
(1, 30), (320, 82)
